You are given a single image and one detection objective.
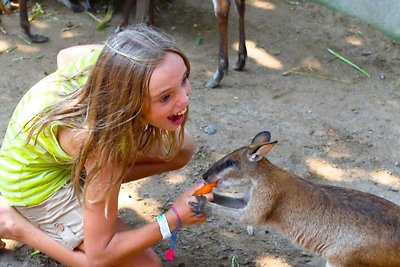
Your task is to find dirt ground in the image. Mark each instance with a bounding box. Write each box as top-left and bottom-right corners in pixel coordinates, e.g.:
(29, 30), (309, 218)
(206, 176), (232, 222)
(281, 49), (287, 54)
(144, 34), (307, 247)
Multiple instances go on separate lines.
(1, 0), (400, 266)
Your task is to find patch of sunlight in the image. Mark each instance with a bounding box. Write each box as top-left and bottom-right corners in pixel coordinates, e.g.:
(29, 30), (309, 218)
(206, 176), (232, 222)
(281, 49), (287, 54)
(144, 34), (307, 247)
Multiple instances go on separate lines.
(0, 40), (11, 51)
(345, 36), (363, 46)
(4, 239), (19, 250)
(370, 170), (400, 188)
(17, 44), (40, 53)
(118, 180), (160, 218)
(306, 158), (345, 182)
(234, 40), (283, 70)
(255, 255), (291, 267)
(248, 0), (276, 10)
(164, 173), (186, 184)
(61, 30), (80, 39)
(30, 20), (49, 29)
(300, 56), (323, 70)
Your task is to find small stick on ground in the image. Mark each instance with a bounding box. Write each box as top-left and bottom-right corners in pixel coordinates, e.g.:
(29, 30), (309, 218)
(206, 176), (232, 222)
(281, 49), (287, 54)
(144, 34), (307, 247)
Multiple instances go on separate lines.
(282, 66), (357, 84)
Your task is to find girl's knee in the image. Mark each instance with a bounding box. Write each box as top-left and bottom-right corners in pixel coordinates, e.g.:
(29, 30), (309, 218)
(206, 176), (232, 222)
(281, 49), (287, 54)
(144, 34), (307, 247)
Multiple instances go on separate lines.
(0, 199), (27, 240)
(130, 248), (162, 267)
(148, 255), (162, 267)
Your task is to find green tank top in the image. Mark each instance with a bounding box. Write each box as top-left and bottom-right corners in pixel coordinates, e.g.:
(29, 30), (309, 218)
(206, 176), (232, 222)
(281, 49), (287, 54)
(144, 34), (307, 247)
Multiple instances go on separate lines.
(0, 49), (101, 206)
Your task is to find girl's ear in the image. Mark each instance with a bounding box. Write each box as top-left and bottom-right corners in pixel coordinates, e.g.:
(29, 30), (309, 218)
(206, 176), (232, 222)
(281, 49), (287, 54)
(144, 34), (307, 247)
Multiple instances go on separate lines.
(248, 141), (278, 162)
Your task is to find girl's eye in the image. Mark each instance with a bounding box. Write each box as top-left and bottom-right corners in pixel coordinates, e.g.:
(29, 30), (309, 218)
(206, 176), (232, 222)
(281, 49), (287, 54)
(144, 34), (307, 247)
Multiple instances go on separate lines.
(181, 73), (189, 86)
(160, 94), (170, 103)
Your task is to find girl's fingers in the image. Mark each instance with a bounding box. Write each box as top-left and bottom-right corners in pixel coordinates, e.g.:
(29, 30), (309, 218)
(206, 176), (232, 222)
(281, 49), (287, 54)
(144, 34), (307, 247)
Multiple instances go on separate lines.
(172, 182), (213, 225)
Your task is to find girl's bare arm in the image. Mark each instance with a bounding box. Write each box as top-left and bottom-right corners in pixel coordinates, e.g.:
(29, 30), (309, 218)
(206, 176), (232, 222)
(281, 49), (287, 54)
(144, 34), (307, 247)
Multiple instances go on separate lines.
(82, 165), (206, 266)
(57, 126), (207, 266)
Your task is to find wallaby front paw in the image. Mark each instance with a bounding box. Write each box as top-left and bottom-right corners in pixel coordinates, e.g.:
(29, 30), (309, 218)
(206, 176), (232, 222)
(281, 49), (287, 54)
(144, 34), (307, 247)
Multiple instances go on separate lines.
(189, 195), (207, 217)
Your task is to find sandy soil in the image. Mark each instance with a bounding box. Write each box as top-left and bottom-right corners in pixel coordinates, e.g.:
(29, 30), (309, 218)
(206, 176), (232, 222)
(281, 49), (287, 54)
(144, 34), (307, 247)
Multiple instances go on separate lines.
(0, 0), (399, 266)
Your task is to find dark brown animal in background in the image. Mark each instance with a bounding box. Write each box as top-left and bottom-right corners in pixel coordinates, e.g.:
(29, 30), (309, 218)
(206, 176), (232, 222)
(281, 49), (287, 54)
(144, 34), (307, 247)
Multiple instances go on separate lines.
(18, 0), (93, 43)
(18, 0), (247, 87)
(18, 0), (148, 43)
(206, 0), (247, 88)
(119, 0), (247, 88)
(116, 0), (154, 32)
(195, 131), (400, 267)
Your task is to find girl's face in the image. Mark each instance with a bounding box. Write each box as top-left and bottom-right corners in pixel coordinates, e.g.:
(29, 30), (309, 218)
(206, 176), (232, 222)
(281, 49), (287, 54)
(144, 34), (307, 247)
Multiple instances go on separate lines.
(144, 52), (191, 131)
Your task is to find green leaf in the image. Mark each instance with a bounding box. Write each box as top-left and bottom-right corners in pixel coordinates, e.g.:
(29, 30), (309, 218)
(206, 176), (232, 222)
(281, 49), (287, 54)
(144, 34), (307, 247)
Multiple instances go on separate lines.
(30, 250), (41, 256)
(327, 48), (370, 78)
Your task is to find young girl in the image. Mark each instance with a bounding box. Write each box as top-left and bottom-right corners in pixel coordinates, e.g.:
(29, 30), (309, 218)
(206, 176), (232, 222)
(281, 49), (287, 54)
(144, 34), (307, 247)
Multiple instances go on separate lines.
(0, 24), (211, 266)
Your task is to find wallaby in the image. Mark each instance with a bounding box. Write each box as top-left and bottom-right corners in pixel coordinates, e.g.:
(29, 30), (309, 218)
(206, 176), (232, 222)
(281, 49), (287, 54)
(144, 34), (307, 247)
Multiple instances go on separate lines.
(196, 131), (400, 267)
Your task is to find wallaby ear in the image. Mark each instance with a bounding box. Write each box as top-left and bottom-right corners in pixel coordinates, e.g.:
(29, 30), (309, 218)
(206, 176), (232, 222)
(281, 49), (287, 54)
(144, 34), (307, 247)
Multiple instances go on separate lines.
(251, 131), (271, 146)
(248, 141), (278, 162)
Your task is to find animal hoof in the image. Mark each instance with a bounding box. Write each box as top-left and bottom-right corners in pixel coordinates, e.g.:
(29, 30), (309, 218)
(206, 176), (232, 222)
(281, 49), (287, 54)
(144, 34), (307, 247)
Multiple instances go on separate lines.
(205, 78), (220, 88)
(31, 34), (49, 43)
(233, 55), (246, 71)
(205, 69), (224, 88)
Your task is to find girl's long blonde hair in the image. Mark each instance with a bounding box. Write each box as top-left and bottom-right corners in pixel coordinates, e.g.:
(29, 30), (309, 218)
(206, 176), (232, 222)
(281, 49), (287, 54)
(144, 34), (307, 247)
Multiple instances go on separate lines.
(28, 25), (190, 203)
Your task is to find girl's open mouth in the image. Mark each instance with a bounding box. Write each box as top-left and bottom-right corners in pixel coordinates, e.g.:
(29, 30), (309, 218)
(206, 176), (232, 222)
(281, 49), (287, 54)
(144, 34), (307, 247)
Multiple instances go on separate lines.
(167, 107), (187, 125)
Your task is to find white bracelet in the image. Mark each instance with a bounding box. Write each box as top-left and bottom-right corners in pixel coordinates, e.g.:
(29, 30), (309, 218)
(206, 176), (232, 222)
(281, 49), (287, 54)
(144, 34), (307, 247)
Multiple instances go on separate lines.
(156, 214), (171, 239)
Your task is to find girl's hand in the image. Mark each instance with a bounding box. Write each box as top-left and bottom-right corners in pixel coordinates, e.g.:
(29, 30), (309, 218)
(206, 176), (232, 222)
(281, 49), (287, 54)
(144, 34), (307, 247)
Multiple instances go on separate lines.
(169, 182), (213, 227)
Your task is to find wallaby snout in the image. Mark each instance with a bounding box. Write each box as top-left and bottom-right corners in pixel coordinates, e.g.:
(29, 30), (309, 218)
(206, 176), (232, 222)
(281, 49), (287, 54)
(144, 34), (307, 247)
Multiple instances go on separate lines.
(202, 131), (400, 267)
(202, 158), (240, 184)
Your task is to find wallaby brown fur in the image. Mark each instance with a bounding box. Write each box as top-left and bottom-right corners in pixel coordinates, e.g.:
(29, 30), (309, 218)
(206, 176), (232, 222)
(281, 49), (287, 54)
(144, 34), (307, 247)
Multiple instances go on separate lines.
(200, 131), (400, 267)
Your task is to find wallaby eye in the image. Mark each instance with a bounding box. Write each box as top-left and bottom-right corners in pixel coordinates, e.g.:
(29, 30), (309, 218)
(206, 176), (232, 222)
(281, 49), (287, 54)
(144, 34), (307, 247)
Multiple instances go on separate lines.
(225, 159), (237, 167)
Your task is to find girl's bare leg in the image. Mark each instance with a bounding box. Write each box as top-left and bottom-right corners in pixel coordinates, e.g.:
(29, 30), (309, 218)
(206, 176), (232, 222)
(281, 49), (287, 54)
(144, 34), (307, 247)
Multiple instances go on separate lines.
(0, 196), (91, 266)
(1, 197), (161, 267)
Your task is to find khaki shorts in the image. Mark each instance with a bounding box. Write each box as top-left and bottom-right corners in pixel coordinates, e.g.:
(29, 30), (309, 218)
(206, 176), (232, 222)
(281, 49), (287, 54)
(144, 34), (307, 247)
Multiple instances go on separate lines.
(15, 183), (84, 251)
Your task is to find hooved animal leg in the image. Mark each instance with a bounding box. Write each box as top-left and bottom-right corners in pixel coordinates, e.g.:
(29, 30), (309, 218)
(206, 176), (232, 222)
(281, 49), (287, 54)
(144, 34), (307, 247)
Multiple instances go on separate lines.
(117, 0), (154, 33)
(206, 0), (230, 88)
(135, 0), (154, 24)
(232, 0), (246, 71)
(19, 0), (49, 43)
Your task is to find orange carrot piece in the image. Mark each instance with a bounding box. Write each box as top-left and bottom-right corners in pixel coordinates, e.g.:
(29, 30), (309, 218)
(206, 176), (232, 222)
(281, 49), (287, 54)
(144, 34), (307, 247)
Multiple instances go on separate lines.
(193, 182), (217, 196)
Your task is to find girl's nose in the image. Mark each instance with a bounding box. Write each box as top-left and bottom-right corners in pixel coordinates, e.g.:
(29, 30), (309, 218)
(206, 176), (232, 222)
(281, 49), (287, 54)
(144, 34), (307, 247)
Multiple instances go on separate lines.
(179, 91), (189, 106)
(179, 84), (190, 105)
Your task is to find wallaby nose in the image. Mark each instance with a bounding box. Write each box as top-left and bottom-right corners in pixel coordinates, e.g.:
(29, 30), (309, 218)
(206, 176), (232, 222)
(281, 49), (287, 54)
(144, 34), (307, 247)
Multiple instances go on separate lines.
(202, 170), (210, 182)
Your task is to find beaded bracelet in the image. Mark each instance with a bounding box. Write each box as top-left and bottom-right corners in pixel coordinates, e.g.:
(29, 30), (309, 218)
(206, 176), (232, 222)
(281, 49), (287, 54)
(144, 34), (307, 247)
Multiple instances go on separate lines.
(165, 206), (181, 262)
